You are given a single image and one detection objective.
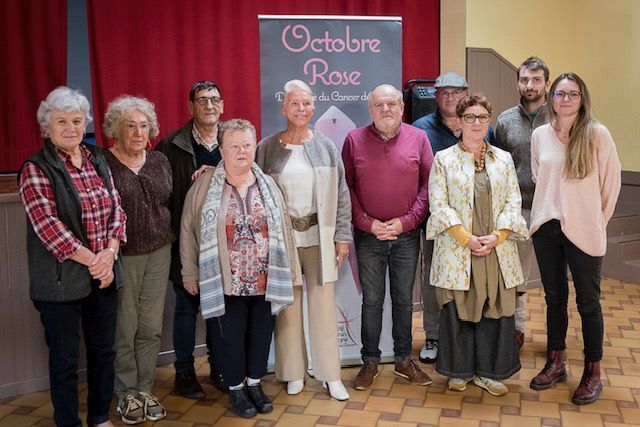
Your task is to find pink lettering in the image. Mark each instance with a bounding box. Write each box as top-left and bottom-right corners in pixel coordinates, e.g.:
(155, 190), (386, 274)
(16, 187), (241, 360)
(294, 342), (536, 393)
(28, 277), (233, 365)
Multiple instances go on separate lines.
(303, 58), (362, 86)
(281, 24), (381, 54)
(281, 24), (310, 53)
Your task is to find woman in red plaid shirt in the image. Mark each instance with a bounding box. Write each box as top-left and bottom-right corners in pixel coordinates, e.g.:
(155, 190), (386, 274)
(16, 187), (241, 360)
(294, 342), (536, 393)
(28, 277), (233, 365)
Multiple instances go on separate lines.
(19, 86), (126, 427)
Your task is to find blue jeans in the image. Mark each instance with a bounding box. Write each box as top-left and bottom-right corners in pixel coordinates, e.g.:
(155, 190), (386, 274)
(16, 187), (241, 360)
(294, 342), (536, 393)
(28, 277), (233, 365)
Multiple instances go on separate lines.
(34, 282), (117, 427)
(172, 282), (213, 374)
(355, 228), (420, 363)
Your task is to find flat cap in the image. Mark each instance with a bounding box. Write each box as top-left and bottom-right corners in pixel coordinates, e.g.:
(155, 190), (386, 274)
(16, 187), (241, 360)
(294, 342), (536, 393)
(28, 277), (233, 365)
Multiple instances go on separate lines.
(434, 72), (468, 88)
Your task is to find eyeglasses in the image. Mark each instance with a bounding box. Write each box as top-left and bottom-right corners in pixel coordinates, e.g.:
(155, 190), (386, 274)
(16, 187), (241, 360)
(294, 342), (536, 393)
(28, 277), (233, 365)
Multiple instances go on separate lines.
(122, 122), (150, 132)
(462, 114), (491, 124)
(438, 89), (465, 99)
(226, 142), (255, 152)
(194, 96), (222, 106)
(552, 90), (581, 101)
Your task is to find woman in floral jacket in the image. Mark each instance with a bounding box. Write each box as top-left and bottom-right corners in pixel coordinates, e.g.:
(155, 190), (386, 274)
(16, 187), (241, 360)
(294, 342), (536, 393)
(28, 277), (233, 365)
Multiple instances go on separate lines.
(426, 94), (528, 396)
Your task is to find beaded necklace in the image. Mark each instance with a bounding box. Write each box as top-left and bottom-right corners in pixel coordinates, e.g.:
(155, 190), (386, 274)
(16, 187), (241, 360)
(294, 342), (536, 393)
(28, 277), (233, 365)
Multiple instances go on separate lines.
(460, 140), (487, 172)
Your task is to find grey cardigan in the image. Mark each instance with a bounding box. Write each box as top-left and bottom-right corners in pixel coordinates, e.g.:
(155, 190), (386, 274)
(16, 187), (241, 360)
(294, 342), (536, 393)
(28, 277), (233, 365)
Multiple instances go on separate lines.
(256, 131), (352, 284)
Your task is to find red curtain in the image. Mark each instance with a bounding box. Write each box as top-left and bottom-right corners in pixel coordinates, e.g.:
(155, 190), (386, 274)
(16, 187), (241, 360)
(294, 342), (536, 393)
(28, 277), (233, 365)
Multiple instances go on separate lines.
(0, 0), (67, 172)
(87, 0), (439, 146)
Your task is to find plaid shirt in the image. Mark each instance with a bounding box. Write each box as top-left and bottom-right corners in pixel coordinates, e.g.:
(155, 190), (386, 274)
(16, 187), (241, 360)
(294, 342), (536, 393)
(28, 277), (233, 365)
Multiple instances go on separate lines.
(19, 145), (126, 262)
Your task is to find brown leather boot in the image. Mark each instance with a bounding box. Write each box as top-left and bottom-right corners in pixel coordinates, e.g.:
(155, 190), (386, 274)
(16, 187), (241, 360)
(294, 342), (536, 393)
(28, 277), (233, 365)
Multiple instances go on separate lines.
(530, 349), (567, 390)
(572, 361), (602, 405)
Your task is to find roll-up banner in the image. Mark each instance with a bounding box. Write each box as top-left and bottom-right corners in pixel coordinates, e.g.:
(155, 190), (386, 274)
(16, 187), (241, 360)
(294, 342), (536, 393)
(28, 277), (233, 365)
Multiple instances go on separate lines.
(259, 15), (402, 366)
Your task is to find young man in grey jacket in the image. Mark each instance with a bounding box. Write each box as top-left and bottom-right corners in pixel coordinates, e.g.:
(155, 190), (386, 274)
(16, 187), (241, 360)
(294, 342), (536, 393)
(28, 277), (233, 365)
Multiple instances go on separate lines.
(494, 56), (550, 349)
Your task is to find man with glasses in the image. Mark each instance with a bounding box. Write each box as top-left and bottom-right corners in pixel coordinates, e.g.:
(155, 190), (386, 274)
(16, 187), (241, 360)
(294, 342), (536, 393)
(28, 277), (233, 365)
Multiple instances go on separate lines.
(412, 72), (496, 364)
(342, 84), (434, 390)
(495, 57), (550, 351)
(155, 81), (224, 399)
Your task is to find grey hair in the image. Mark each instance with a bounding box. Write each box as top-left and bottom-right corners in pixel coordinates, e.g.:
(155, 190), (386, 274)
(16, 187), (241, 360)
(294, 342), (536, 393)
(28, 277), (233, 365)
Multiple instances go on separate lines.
(219, 118), (257, 146)
(37, 86), (93, 136)
(368, 84), (403, 106)
(284, 79), (314, 97)
(103, 95), (160, 139)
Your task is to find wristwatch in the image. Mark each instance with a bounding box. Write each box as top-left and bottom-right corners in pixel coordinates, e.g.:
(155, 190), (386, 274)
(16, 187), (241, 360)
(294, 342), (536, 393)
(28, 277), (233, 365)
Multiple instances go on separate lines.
(106, 247), (118, 261)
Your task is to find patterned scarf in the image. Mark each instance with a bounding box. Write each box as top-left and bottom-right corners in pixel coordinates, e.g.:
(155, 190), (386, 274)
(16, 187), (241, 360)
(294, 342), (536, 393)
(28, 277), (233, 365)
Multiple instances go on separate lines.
(199, 161), (294, 319)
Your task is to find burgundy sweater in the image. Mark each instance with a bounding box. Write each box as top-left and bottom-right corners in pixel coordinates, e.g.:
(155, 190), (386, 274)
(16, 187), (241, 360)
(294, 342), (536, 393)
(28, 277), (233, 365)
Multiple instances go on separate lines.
(342, 123), (434, 233)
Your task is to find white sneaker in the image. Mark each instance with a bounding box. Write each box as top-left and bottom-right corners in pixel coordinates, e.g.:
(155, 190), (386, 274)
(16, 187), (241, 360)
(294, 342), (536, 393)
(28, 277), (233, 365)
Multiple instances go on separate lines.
(323, 381), (350, 401)
(139, 391), (166, 421)
(419, 339), (438, 363)
(473, 375), (508, 396)
(117, 394), (145, 425)
(448, 377), (472, 392)
(287, 379), (304, 395)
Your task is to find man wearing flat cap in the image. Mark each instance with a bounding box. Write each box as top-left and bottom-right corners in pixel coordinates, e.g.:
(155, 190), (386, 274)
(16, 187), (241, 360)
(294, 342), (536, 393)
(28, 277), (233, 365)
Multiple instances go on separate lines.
(412, 72), (495, 365)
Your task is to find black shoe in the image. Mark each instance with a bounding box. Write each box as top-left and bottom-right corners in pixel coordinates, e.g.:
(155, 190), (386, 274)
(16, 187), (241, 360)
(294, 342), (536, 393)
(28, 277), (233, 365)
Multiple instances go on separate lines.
(247, 384), (273, 413)
(209, 368), (228, 391)
(229, 388), (257, 418)
(174, 370), (205, 399)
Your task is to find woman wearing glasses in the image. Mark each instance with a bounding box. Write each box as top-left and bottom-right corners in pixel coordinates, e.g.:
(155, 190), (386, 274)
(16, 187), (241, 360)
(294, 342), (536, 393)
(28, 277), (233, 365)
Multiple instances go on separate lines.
(103, 96), (174, 424)
(529, 73), (620, 405)
(426, 94), (528, 396)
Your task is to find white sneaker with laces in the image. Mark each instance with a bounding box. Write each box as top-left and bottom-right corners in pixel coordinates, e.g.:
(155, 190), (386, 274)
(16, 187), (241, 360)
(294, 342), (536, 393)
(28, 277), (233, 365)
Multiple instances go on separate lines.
(419, 339), (438, 363)
(139, 391), (166, 421)
(117, 394), (145, 425)
(473, 375), (508, 396)
(448, 377), (472, 391)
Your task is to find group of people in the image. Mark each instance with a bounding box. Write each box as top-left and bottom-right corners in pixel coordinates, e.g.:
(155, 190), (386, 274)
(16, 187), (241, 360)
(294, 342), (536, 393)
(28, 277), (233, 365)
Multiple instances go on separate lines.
(19, 55), (621, 426)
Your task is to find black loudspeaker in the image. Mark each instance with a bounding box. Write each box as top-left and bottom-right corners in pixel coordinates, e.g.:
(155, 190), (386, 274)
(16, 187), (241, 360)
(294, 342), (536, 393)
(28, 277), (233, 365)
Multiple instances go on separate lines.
(404, 79), (437, 123)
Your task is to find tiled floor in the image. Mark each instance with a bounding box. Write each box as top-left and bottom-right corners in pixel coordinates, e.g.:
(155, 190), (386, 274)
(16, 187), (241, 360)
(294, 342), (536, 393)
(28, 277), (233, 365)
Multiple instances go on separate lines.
(1, 278), (639, 426)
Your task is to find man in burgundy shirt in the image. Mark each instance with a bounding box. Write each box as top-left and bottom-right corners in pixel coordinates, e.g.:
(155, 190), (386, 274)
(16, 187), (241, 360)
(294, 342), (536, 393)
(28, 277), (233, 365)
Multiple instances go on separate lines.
(342, 84), (434, 390)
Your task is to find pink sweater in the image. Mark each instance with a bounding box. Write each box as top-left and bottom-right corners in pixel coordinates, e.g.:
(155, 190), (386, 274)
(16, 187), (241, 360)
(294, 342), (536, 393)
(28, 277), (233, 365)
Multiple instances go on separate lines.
(529, 123), (621, 256)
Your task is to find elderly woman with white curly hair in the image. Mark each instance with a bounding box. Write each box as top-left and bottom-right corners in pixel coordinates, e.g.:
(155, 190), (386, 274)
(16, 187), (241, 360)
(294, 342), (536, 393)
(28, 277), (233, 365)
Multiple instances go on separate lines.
(19, 86), (126, 427)
(102, 95), (174, 424)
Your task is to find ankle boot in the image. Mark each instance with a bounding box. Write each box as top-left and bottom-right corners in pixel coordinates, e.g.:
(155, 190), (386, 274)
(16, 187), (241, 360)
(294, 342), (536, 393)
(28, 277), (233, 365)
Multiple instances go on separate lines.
(530, 349), (567, 390)
(572, 361), (602, 405)
(228, 388), (257, 418)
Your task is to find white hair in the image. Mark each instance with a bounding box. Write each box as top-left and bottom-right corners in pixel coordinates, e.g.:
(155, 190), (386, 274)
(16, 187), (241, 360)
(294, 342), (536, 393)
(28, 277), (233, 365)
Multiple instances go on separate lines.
(368, 84), (403, 106)
(37, 86), (92, 136)
(283, 79), (314, 97)
(103, 95), (160, 139)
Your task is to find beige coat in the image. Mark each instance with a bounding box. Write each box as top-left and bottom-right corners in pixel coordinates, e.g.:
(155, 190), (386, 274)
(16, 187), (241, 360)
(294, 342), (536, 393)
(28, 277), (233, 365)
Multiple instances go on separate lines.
(426, 143), (528, 291)
(179, 167), (302, 292)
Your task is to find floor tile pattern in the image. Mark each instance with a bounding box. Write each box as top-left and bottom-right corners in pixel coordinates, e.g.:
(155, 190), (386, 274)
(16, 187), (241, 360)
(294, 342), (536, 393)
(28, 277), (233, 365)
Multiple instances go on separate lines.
(1, 278), (638, 426)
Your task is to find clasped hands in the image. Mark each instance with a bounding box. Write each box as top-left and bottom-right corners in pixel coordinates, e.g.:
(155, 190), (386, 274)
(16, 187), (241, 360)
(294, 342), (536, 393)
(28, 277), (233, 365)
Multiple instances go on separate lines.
(371, 218), (403, 241)
(467, 234), (498, 257)
(89, 249), (115, 288)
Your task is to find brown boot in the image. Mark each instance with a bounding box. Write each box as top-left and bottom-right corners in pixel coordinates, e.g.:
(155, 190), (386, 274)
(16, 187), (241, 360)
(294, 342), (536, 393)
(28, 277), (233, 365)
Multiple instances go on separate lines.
(530, 349), (567, 390)
(572, 361), (602, 405)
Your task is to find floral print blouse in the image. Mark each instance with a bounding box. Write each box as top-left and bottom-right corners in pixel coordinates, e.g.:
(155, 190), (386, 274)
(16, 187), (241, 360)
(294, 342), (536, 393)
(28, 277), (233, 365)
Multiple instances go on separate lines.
(225, 182), (269, 296)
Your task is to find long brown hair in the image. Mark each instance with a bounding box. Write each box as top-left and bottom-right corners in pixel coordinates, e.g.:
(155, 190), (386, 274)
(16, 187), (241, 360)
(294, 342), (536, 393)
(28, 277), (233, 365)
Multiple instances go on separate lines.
(548, 73), (597, 179)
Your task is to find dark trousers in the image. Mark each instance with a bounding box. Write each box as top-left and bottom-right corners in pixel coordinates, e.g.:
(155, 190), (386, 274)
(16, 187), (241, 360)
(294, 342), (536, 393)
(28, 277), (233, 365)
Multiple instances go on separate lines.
(206, 295), (275, 386)
(33, 282), (117, 427)
(354, 228), (420, 363)
(436, 302), (520, 380)
(172, 282), (213, 374)
(532, 220), (604, 362)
